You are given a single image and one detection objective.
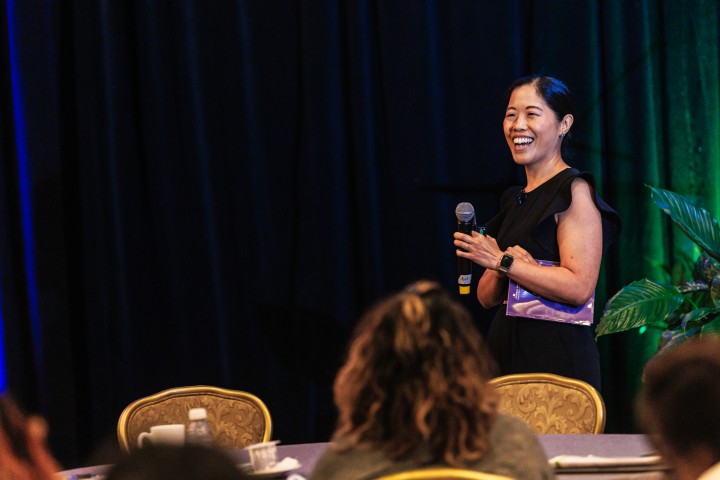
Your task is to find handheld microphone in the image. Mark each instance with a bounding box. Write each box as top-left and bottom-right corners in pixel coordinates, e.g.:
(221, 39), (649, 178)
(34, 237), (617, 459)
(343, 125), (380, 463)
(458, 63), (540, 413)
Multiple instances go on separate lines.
(455, 202), (476, 295)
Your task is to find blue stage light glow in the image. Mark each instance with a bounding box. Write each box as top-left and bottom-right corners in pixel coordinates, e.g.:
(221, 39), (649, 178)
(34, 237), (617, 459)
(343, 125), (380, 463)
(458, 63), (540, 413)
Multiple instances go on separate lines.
(4, 0), (42, 389)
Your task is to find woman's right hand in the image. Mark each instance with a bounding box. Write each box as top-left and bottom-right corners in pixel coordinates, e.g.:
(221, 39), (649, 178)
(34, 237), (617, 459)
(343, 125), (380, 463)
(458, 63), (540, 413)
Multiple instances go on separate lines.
(454, 230), (506, 271)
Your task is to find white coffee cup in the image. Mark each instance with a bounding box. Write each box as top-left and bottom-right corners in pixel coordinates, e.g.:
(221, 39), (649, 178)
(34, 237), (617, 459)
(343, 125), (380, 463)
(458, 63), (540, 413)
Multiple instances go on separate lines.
(245, 440), (280, 472)
(137, 424), (186, 448)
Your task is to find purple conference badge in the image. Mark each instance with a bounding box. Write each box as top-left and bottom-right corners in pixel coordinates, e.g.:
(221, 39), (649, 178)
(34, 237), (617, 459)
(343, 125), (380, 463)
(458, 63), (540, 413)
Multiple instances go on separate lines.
(506, 260), (594, 326)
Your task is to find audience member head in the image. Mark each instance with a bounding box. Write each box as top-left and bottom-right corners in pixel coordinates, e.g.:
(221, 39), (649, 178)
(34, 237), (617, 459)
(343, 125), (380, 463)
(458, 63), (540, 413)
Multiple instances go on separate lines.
(332, 280), (498, 467)
(106, 444), (249, 480)
(637, 337), (720, 480)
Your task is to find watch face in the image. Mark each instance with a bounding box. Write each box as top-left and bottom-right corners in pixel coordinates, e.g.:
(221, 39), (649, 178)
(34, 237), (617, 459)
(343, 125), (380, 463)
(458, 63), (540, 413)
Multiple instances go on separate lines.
(500, 254), (514, 271)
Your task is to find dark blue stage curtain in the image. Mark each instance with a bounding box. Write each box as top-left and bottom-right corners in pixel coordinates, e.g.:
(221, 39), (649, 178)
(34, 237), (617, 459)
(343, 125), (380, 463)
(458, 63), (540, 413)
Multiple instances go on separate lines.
(1, 0), (718, 467)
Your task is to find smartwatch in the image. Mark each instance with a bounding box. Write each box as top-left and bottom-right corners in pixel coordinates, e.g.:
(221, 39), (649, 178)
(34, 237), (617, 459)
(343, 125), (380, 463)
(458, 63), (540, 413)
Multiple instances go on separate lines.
(498, 253), (515, 273)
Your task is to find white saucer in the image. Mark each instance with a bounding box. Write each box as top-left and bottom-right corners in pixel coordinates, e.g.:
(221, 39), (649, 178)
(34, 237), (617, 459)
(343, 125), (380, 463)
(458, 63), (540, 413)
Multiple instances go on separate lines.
(239, 459), (302, 478)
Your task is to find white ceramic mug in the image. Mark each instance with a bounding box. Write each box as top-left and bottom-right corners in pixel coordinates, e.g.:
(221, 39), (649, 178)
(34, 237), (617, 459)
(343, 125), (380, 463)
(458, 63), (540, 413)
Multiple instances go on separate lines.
(245, 440), (280, 472)
(137, 424), (185, 448)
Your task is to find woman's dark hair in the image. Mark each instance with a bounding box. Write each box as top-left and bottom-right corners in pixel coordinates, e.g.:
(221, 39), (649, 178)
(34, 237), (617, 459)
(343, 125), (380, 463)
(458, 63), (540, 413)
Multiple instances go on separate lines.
(504, 75), (575, 158)
(332, 280), (498, 467)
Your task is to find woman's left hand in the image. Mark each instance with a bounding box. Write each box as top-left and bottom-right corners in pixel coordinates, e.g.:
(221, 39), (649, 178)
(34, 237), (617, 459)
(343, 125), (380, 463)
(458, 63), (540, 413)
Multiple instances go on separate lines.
(505, 245), (535, 266)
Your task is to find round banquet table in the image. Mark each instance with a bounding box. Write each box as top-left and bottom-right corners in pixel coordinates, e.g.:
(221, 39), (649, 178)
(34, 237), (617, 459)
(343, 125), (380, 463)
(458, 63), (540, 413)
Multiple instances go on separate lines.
(59, 434), (665, 480)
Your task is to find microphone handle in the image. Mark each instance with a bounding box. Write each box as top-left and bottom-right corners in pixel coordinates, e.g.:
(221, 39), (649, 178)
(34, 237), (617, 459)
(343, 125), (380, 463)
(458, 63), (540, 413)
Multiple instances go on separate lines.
(457, 220), (474, 294)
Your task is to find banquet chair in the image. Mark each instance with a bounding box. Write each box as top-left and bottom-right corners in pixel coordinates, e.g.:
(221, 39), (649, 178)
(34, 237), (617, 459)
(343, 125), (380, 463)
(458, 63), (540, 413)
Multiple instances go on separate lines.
(117, 385), (272, 452)
(375, 469), (513, 480)
(490, 373), (605, 434)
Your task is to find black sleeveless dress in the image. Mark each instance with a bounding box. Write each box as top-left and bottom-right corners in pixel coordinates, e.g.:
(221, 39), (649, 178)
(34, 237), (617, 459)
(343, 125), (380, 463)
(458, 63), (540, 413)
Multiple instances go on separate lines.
(484, 168), (620, 391)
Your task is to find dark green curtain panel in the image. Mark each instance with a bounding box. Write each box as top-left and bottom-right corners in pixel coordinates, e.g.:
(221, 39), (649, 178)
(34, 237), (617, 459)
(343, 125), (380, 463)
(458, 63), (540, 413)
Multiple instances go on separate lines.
(1, 0), (718, 467)
(597, 0), (720, 427)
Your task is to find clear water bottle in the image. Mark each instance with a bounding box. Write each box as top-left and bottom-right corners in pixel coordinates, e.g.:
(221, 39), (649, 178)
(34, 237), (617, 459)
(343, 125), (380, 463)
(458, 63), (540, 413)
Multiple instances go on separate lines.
(186, 407), (213, 447)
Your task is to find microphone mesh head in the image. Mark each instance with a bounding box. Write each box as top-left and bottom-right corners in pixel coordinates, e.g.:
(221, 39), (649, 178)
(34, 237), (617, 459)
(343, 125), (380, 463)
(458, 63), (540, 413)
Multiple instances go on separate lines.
(455, 202), (475, 222)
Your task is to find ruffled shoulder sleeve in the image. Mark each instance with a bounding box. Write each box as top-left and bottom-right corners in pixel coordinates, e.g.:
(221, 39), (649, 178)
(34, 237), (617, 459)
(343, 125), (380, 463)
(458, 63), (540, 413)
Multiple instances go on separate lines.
(536, 169), (621, 254)
(579, 171), (621, 251)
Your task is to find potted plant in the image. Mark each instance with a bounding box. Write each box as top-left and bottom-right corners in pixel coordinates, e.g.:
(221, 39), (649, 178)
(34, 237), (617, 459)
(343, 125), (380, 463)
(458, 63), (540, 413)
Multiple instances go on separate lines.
(595, 186), (720, 352)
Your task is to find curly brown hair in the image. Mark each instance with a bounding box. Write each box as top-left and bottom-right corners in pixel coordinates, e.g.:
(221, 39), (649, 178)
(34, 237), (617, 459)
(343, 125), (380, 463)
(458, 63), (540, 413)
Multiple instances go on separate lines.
(332, 280), (498, 467)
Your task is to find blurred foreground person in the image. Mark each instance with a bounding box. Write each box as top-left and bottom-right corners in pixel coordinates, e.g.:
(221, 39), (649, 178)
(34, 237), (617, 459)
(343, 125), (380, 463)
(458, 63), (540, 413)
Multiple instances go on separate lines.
(0, 394), (61, 480)
(106, 444), (249, 480)
(309, 280), (553, 480)
(638, 337), (720, 480)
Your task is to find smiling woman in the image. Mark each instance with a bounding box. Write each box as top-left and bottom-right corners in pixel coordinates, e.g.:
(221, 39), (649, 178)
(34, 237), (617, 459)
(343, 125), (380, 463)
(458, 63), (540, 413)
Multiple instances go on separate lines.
(453, 75), (621, 391)
(504, 83), (573, 170)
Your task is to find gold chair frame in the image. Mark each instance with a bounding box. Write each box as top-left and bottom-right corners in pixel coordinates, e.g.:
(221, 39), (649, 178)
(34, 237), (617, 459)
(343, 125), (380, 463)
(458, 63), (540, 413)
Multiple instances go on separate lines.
(375, 469), (513, 480)
(117, 385), (272, 452)
(490, 373), (605, 434)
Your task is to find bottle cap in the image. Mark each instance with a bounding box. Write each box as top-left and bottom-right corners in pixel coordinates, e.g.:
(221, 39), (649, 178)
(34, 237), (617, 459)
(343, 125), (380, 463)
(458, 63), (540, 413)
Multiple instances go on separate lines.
(188, 407), (207, 420)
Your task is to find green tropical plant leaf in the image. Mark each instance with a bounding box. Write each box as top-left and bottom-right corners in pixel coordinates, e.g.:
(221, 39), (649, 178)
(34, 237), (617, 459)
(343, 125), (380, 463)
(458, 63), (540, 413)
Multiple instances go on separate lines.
(596, 279), (684, 337)
(701, 317), (720, 336)
(680, 307), (720, 330)
(650, 186), (720, 261)
(677, 281), (709, 294)
(694, 253), (720, 283)
(599, 187), (720, 352)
